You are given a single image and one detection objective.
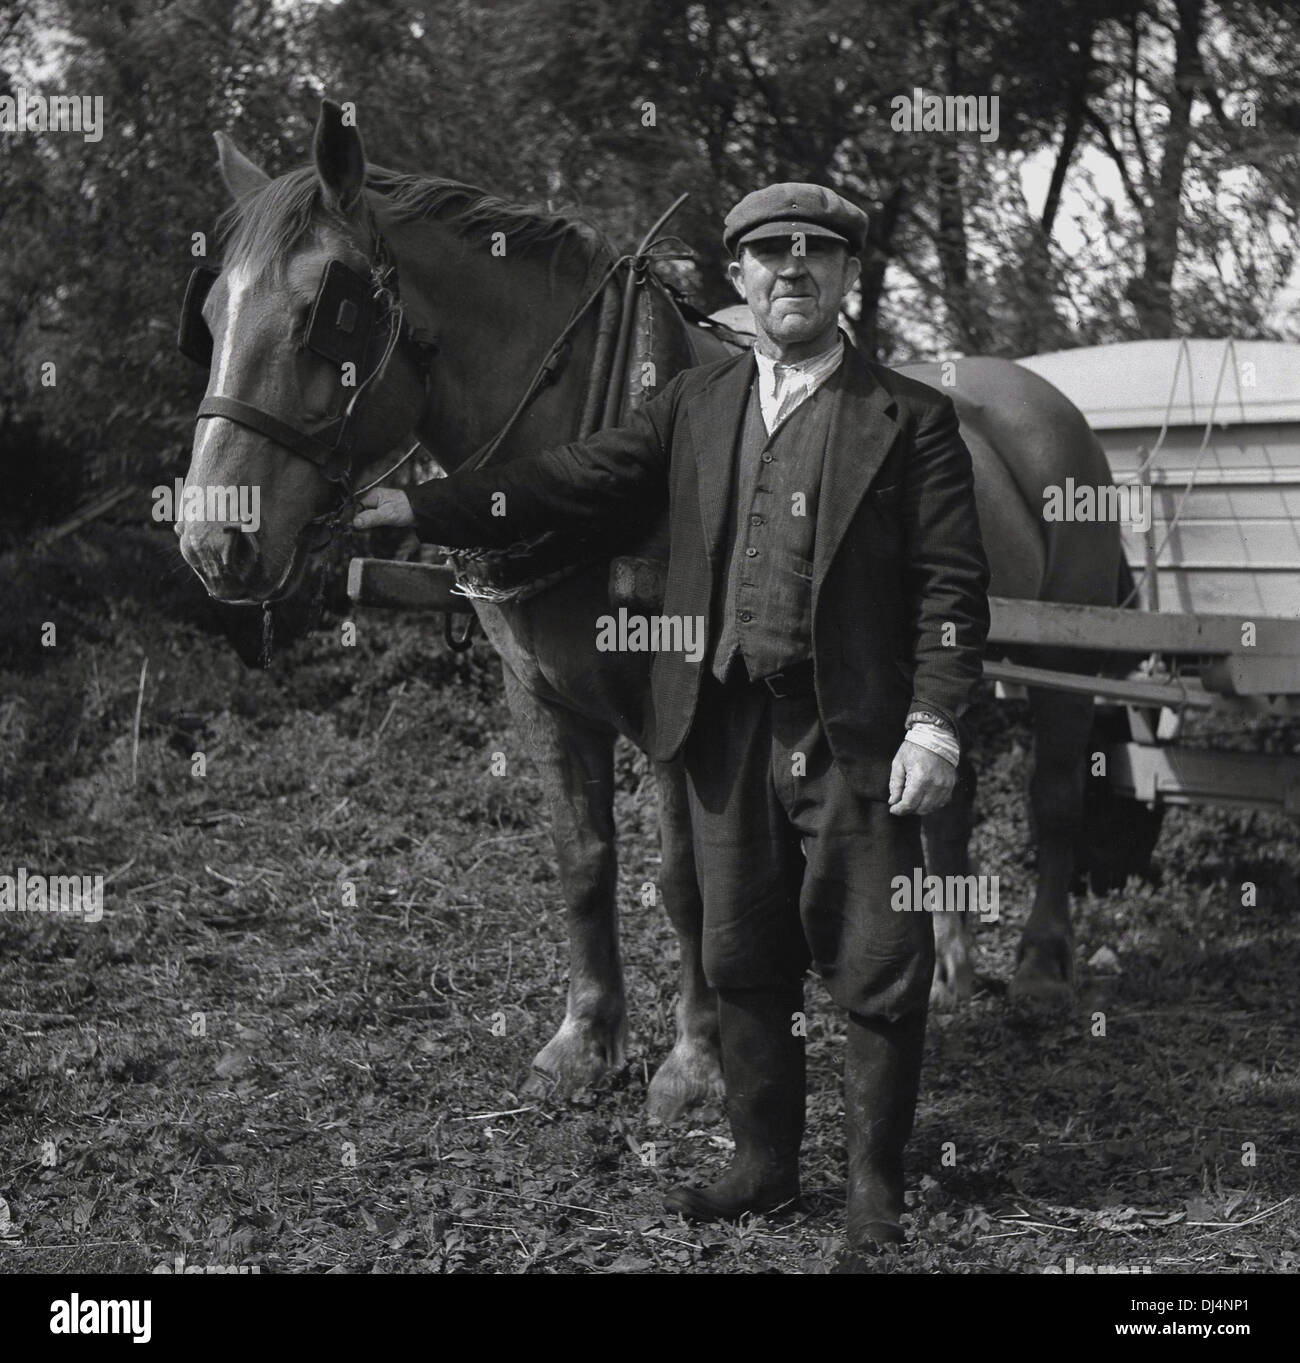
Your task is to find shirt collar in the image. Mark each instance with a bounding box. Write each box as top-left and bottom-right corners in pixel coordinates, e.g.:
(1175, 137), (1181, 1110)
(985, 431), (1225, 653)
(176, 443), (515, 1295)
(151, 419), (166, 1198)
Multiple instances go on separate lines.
(753, 334), (846, 387)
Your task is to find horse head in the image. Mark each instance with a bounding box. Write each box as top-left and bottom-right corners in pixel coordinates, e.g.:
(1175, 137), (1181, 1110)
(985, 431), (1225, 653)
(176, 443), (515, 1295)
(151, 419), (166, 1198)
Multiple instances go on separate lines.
(176, 100), (432, 603)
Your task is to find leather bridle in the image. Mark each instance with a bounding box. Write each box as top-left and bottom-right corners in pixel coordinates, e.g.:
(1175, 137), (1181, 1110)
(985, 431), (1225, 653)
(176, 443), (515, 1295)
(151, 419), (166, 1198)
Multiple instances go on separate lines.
(181, 209), (437, 508)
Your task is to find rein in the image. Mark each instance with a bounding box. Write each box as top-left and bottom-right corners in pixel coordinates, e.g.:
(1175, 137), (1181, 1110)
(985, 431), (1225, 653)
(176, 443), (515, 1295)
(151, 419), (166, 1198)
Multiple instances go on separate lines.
(439, 193), (693, 623)
(454, 191), (692, 477)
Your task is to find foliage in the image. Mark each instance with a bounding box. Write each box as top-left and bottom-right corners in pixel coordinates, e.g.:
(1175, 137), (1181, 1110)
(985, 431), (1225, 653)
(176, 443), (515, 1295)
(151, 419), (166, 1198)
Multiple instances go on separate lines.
(3, 0), (1300, 513)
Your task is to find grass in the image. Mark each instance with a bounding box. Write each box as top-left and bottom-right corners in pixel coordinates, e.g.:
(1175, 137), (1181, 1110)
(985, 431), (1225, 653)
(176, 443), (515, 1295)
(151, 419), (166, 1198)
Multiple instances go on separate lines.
(0, 523), (1296, 1273)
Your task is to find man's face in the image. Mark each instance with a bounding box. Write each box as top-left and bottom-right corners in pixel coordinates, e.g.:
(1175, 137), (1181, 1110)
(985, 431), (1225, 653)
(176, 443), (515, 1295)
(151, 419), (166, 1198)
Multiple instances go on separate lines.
(727, 235), (860, 353)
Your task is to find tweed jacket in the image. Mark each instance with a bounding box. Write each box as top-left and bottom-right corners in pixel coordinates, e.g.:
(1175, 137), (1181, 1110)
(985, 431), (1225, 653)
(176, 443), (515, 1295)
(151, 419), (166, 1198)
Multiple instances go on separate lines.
(407, 342), (991, 800)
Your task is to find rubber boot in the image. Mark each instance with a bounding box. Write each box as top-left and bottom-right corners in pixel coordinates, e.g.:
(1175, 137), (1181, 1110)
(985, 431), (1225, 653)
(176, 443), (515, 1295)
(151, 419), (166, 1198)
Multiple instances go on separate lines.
(840, 1008), (927, 1261)
(664, 985), (804, 1221)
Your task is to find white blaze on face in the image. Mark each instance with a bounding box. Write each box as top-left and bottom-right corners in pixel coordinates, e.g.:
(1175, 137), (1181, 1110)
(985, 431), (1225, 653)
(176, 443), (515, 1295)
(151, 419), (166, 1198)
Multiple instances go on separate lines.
(192, 261), (254, 472)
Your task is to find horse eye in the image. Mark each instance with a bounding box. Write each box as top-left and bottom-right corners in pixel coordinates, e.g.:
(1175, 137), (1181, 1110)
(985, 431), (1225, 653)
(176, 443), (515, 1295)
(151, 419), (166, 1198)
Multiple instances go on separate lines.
(288, 307), (312, 345)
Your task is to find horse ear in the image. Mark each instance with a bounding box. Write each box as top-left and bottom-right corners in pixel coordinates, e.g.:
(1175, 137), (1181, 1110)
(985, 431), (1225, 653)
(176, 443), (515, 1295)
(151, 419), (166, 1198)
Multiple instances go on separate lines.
(214, 131), (270, 201)
(313, 99), (366, 213)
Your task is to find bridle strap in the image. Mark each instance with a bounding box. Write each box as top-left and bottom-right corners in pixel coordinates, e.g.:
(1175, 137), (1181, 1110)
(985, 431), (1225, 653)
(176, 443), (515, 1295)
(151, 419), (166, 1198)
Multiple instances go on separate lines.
(197, 205), (417, 489)
(197, 395), (348, 477)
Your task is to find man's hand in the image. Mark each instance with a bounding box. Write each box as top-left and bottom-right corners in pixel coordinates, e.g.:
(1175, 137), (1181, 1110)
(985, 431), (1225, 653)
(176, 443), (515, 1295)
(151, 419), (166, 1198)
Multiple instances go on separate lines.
(888, 738), (956, 817)
(351, 488), (415, 531)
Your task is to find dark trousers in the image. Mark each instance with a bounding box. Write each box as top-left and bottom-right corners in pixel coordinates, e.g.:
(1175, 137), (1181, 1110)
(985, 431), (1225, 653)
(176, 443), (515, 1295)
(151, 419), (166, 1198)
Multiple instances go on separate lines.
(683, 670), (934, 1020)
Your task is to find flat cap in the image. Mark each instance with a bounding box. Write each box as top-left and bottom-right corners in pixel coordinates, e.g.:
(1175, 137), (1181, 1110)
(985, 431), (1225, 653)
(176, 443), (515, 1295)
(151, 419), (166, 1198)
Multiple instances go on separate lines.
(723, 182), (868, 257)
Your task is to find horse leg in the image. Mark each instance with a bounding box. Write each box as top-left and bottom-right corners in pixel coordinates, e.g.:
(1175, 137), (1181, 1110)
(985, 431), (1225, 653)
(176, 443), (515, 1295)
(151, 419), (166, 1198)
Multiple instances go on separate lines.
(1075, 707), (1165, 893)
(501, 669), (627, 1096)
(1010, 684), (1094, 1002)
(923, 754), (979, 1008)
(645, 758), (724, 1122)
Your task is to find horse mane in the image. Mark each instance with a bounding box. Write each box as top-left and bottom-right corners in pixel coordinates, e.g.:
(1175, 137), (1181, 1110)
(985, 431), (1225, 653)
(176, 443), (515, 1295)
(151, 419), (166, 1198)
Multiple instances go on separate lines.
(217, 164), (610, 276)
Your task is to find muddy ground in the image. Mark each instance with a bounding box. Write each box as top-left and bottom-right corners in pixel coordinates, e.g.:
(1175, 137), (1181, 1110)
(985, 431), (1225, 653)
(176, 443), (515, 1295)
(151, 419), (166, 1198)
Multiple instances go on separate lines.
(1, 525), (1296, 1273)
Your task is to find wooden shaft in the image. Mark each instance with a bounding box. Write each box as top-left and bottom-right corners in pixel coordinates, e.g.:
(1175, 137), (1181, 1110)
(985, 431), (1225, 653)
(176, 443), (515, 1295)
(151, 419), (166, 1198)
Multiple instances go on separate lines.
(347, 558), (459, 611)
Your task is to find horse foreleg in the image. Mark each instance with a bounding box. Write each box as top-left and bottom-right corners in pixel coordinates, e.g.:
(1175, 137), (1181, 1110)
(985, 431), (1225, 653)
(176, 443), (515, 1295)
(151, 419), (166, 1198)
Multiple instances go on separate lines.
(502, 671), (627, 1097)
(1011, 685), (1094, 1003)
(923, 754), (979, 1008)
(645, 758), (724, 1122)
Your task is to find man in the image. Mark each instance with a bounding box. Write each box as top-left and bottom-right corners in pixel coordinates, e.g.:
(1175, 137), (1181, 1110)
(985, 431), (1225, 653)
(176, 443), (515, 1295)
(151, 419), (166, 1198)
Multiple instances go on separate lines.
(355, 184), (990, 1261)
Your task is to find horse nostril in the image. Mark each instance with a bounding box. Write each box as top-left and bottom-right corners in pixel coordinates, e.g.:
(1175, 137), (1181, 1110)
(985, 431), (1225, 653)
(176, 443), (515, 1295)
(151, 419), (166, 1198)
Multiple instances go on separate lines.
(221, 525), (259, 583)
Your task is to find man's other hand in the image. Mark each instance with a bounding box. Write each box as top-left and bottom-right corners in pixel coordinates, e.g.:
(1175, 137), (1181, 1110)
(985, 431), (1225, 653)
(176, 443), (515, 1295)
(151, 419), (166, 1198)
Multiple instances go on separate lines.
(352, 488), (415, 531)
(888, 738), (956, 817)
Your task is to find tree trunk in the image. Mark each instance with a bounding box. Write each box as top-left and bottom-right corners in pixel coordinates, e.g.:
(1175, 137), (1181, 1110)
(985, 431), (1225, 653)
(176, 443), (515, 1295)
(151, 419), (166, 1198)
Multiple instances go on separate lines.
(854, 183), (904, 360)
(1041, 14), (1098, 240)
(1127, 0), (1203, 336)
(933, 16), (989, 354)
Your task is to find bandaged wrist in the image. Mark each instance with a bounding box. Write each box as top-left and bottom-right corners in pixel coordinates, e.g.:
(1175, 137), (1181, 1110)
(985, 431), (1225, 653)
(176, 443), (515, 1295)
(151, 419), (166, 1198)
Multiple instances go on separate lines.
(903, 721), (960, 768)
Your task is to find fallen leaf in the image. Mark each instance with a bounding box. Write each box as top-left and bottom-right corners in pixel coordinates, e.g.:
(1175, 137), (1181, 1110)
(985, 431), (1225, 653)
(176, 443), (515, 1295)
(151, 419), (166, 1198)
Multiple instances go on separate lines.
(0, 1197), (22, 1244)
(215, 1048), (252, 1080)
(606, 1253), (655, 1273)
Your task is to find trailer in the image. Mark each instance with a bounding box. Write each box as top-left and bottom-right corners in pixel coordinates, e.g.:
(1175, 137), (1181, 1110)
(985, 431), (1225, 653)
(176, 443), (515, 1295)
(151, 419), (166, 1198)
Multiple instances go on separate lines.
(1017, 337), (1300, 619)
(993, 337), (1300, 814)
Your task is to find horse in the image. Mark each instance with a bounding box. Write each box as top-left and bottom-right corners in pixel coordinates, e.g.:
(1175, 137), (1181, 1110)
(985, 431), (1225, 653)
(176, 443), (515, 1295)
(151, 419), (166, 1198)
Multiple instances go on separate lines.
(897, 358), (1128, 1003)
(176, 101), (1128, 1123)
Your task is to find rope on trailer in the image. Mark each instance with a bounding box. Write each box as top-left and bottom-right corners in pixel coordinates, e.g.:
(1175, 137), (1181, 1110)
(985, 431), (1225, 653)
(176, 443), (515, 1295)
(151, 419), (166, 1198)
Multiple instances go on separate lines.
(1119, 337), (1253, 608)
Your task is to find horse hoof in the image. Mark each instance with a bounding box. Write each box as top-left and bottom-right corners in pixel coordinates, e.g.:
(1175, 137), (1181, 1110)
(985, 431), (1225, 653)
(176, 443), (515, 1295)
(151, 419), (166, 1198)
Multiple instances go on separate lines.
(520, 1066), (559, 1100)
(524, 1015), (626, 1099)
(930, 916), (974, 1010)
(1008, 940), (1075, 1006)
(929, 957), (973, 1011)
(646, 1043), (725, 1124)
